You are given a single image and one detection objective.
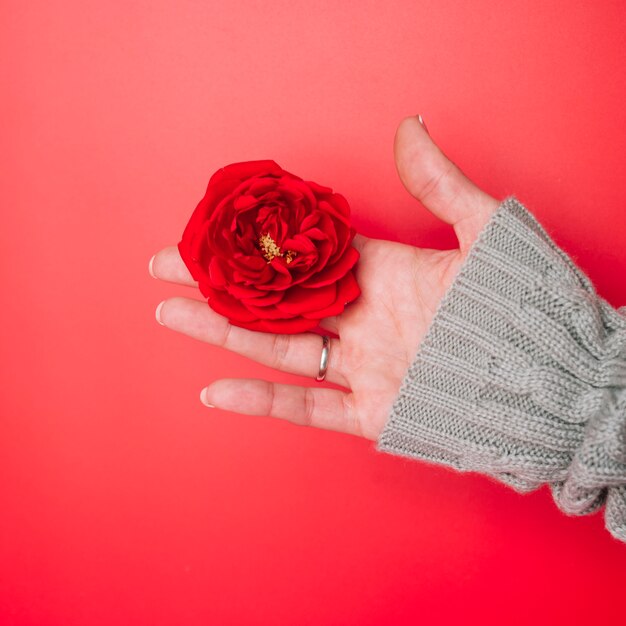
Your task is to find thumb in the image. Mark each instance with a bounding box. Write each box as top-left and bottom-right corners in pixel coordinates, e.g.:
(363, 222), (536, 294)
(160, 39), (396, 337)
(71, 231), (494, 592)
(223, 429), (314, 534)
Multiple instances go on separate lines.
(394, 115), (500, 253)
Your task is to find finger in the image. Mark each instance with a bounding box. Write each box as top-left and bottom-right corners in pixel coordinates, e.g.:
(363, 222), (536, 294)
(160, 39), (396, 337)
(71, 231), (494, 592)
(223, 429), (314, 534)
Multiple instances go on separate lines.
(149, 246), (197, 287)
(394, 115), (500, 253)
(157, 296), (348, 387)
(200, 378), (360, 438)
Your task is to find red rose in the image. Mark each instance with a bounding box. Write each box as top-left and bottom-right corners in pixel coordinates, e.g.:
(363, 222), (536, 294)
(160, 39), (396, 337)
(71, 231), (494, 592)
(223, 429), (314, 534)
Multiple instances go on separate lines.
(177, 160), (361, 334)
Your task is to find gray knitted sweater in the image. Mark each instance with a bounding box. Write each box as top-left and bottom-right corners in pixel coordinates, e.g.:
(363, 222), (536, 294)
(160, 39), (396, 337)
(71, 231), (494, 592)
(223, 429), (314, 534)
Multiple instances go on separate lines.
(375, 196), (626, 544)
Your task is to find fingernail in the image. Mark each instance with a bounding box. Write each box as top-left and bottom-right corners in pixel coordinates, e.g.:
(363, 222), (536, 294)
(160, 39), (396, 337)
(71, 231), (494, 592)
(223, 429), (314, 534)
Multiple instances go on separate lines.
(148, 254), (157, 278)
(417, 114), (429, 134)
(155, 300), (166, 326)
(200, 388), (215, 407)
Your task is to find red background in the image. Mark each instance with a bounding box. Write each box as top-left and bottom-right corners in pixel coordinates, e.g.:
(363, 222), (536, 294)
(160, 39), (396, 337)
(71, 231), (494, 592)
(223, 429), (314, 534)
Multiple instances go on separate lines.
(2, 1), (626, 624)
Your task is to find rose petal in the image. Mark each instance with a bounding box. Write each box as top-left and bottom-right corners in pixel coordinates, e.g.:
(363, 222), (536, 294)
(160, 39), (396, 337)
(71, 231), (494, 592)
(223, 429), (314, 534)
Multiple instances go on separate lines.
(258, 259), (293, 290)
(233, 262), (274, 285)
(318, 198), (351, 227)
(204, 287), (258, 322)
(301, 227), (328, 241)
(226, 282), (267, 299)
(233, 193), (260, 211)
(246, 177), (280, 196)
(275, 282), (337, 315)
(231, 254), (266, 272)
(304, 180), (334, 196)
(208, 256), (228, 288)
(300, 213), (320, 231)
(280, 177), (316, 208)
(231, 316), (319, 334)
(281, 234), (319, 255)
(327, 223), (354, 264)
(327, 193), (352, 219)
(180, 220), (213, 283)
(301, 245), (360, 288)
(241, 290), (285, 306)
(243, 302), (298, 320)
(301, 271), (360, 319)
(218, 160), (286, 181)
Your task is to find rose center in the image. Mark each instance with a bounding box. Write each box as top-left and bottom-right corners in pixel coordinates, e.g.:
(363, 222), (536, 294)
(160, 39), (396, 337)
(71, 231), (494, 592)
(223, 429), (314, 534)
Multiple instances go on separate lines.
(257, 232), (296, 264)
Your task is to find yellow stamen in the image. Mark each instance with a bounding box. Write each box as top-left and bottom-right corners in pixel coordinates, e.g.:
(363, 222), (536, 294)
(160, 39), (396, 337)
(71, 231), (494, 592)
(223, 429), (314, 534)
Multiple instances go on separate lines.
(258, 233), (296, 264)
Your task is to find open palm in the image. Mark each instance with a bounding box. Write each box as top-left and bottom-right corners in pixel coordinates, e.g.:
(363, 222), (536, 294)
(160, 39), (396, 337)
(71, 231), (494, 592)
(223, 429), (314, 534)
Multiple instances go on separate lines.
(150, 116), (500, 441)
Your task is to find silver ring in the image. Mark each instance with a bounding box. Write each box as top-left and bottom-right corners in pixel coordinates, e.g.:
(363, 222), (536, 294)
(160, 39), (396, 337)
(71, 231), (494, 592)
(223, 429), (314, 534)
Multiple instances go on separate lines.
(316, 335), (330, 381)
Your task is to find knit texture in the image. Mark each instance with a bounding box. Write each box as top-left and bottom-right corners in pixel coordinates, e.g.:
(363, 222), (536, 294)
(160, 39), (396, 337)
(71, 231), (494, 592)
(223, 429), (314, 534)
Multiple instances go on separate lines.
(376, 196), (626, 543)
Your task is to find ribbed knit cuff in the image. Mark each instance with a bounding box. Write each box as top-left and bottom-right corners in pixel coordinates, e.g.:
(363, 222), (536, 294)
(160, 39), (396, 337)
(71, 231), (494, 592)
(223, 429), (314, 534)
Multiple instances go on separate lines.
(375, 196), (626, 543)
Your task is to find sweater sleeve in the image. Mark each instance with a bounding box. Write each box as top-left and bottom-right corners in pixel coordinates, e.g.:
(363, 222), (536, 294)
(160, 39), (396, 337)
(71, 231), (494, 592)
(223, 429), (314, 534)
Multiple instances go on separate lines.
(375, 196), (626, 543)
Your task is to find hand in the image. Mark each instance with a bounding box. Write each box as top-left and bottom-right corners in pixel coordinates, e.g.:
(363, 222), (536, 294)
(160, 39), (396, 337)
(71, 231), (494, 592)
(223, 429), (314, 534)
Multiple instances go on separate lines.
(149, 116), (500, 441)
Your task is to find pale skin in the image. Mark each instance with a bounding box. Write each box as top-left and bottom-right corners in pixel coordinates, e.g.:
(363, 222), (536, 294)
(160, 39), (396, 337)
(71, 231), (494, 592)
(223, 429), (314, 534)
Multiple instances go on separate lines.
(149, 115), (500, 441)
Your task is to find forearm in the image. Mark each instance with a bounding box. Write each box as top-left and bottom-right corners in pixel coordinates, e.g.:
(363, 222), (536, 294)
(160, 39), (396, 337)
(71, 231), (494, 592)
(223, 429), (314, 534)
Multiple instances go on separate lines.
(376, 196), (626, 543)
